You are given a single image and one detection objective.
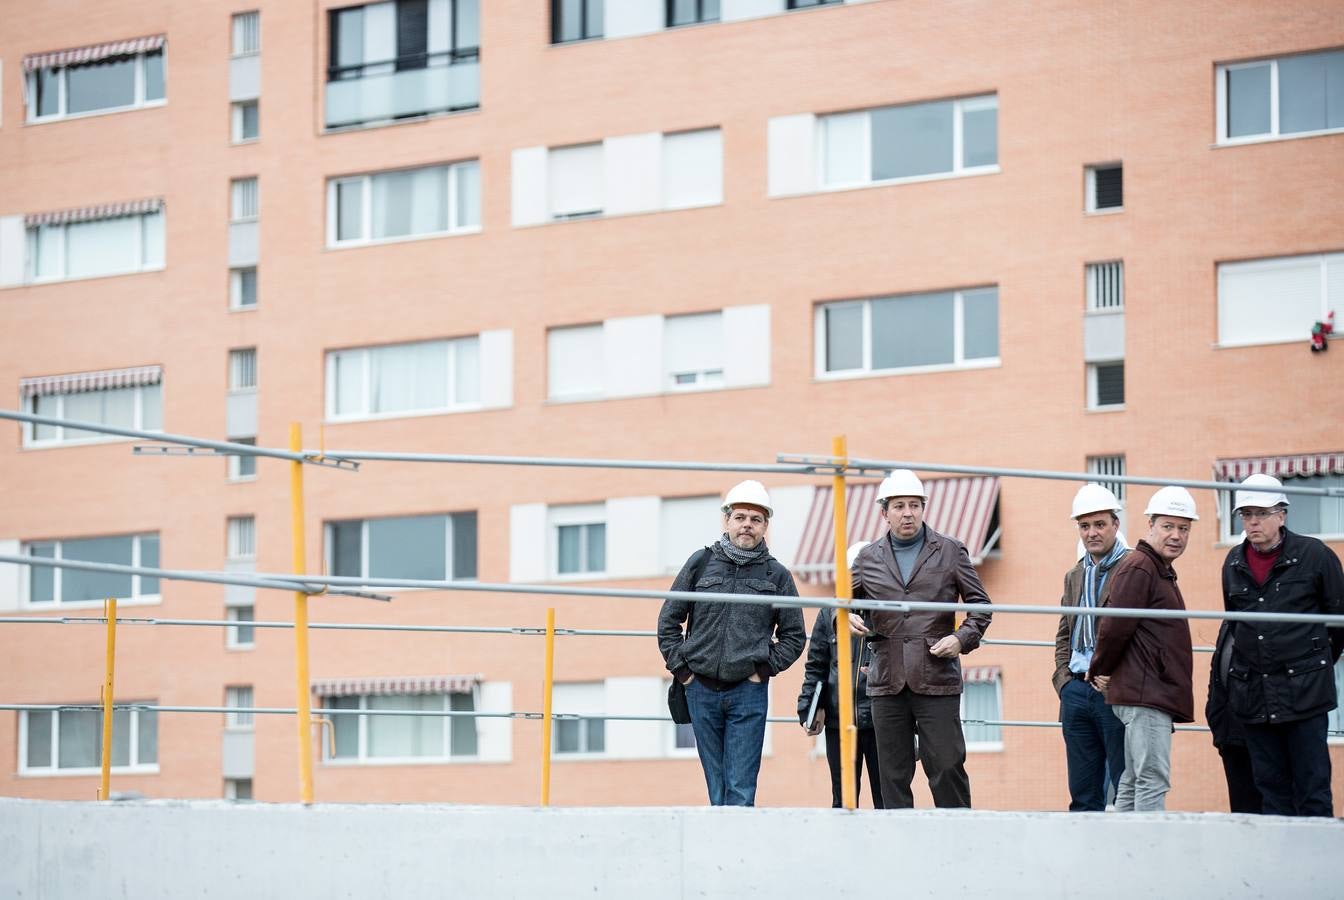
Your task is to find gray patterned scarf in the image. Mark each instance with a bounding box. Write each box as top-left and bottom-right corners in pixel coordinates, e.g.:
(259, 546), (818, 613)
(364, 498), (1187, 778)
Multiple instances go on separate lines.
(719, 533), (769, 567)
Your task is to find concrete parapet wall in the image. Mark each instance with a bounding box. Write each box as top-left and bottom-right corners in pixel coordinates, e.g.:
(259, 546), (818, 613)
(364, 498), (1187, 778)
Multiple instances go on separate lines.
(1, 798), (1340, 898)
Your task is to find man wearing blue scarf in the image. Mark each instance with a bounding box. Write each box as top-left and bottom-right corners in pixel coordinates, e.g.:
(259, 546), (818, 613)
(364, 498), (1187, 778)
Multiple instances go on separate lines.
(1052, 484), (1128, 811)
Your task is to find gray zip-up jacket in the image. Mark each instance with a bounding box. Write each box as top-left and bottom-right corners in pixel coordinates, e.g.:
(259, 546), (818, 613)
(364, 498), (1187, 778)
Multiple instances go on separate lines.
(657, 543), (806, 686)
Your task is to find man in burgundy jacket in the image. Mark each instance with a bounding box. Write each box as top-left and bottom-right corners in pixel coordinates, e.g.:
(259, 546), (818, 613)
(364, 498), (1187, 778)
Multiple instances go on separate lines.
(1089, 486), (1197, 812)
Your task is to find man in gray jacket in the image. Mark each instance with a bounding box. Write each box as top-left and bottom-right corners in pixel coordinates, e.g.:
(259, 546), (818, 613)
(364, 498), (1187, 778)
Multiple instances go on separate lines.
(852, 469), (992, 808)
(657, 479), (806, 806)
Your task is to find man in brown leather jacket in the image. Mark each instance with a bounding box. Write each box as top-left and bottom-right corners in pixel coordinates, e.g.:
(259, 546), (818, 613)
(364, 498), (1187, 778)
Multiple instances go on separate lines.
(851, 469), (993, 808)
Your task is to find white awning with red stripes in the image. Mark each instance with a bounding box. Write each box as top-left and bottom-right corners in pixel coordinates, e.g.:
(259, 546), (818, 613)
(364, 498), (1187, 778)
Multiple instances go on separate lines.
(20, 365), (162, 398)
(24, 34), (165, 72)
(311, 674), (481, 698)
(1214, 452), (1344, 481)
(962, 665), (1001, 684)
(25, 197), (163, 228)
(793, 476), (1001, 584)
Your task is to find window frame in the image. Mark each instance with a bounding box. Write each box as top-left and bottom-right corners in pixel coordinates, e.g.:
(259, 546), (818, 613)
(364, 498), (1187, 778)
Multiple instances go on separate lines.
(1086, 360), (1126, 412)
(323, 512), (475, 584)
(324, 336), (483, 422)
(321, 688), (480, 766)
(960, 677), (1004, 753)
(22, 381), (163, 448)
(225, 686), (255, 730)
(18, 703), (159, 775)
(551, 682), (607, 759)
(813, 287), (1002, 381)
(227, 437), (258, 482)
(1216, 51), (1344, 146)
(229, 348), (258, 392)
(666, 0), (720, 28)
(548, 503), (607, 579)
(229, 266), (258, 310)
(226, 516), (257, 562)
(551, 0), (604, 44)
(817, 94), (1000, 193)
(326, 160), (481, 249)
(226, 605), (256, 649)
(1085, 260), (1125, 313)
(25, 49), (167, 124)
(231, 99), (259, 144)
(24, 211), (166, 285)
(662, 310), (725, 392)
(21, 533), (161, 609)
(231, 11), (261, 58)
(1216, 252), (1340, 349)
(1085, 163), (1123, 214)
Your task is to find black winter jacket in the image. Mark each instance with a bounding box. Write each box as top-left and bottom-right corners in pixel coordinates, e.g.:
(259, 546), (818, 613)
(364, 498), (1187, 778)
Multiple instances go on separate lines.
(1206, 622), (1250, 750)
(657, 543), (806, 686)
(797, 609), (874, 729)
(1223, 527), (1344, 725)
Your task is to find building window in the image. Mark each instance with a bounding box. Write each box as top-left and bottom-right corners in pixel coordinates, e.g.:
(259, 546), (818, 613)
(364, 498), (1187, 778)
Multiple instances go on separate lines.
(546, 324), (604, 400)
(325, 691), (478, 762)
(1086, 261), (1124, 311)
(549, 505), (606, 576)
(1218, 48), (1344, 144)
(325, 0), (480, 129)
(1219, 471), (1344, 542)
(230, 266), (258, 309)
(548, 143), (604, 219)
(232, 100), (259, 143)
(225, 686), (255, 729)
(667, 0), (719, 26)
(227, 605), (256, 648)
(22, 369), (163, 447)
(788, 0), (842, 7)
(326, 336), (481, 419)
(661, 129), (724, 210)
(961, 674), (1002, 751)
(552, 0), (604, 43)
(326, 513), (478, 582)
(659, 495), (720, 573)
(1087, 455), (1127, 531)
(232, 12), (261, 56)
(1087, 361), (1125, 410)
(227, 516), (256, 561)
(229, 348), (258, 392)
(23, 533), (160, 607)
(25, 39), (166, 123)
(228, 437), (258, 480)
(328, 160), (480, 246)
(20, 704), (158, 773)
(663, 312), (724, 390)
(553, 682), (606, 755)
(224, 778), (254, 800)
(231, 178), (259, 223)
(1086, 164), (1123, 212)
(817, 287), (1000, 378)
(1217, 252), (1341, 348)
(25, 205), (165, 284)
(821, 94), (998, 189)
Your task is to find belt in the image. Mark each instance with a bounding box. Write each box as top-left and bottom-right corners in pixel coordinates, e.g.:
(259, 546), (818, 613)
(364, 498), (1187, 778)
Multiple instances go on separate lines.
(1071, 672), (1090, 681)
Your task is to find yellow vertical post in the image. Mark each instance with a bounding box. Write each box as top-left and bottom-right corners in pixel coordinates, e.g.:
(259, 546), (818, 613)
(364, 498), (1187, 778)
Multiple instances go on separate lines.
(290, 423), (315, 805)
(98, 597), (117, 801)
(831, 435), (858, 810)
(540, 607), (556, 806)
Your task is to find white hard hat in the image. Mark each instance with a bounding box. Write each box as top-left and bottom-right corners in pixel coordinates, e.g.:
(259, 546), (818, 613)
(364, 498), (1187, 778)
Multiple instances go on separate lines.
(846, 541), (871, 569)
(1144, 486), (1199, 521)
(1072, 483), (1123, 519)
(1234, 473), (1290, 512)
(875, 469), (927, 505)
(722, 479), (773, 518)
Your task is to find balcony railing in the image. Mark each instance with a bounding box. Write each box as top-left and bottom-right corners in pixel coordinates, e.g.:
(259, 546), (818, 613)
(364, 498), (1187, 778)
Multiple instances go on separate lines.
(325, 49), (480, 130)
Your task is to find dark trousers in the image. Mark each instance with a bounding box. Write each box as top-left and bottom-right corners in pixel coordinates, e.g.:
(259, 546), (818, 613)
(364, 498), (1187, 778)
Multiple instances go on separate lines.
(1218, 743), (1264, 814)
(1244, 713), (1334, 817)
(871, 689), (971, 808)
(1059, 676), (1126, 811)
(823, 723), (884, 808)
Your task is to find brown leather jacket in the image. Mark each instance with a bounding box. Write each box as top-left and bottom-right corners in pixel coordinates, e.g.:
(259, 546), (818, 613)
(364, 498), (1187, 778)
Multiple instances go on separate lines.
(852, 526), (992, 697)
(1088, 540), (1194, 723)
(1052, 554), (1125, 696)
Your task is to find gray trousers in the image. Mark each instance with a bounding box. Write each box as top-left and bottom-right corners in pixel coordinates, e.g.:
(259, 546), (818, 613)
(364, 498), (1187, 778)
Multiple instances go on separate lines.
(1111, 704), (1173, 811)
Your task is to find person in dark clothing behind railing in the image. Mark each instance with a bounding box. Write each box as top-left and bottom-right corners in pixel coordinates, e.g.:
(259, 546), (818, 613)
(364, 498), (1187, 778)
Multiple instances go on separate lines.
(798, 542), (884, 808)
(657, 479), (806, 807)
(1206, 621), (1263, 813)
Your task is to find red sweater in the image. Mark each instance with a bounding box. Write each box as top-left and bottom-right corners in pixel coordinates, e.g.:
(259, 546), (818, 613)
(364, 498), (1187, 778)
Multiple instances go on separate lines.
(1247, 540), (1282, 586)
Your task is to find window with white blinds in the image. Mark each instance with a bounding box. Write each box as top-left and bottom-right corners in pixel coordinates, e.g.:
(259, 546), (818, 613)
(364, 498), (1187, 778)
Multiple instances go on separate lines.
(1218, 252), (1340, 348)
(231, 178), (259, 222)
(227, 516), (256, 561)
(232, 11), (261, 56)
(548, 143), (603, 218)
(662, 129), (723, 210)
(1086, 261), (1124, 311)
(658, 495), (721, 573)
(229, 348), (257, 391)
(225, 686), (255, 727)
(547, 325), (604, 399)
(1086, 455), (1127, 504)
(663, 312), (724, 389)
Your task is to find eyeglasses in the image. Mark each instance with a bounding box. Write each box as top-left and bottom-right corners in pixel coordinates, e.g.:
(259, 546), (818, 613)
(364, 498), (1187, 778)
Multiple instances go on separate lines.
(1238, 508), (1284, 522)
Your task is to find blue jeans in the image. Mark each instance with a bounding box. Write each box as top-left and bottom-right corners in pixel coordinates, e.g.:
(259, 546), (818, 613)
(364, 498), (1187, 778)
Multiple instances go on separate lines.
(686, 677), (769, 806)
(1060, 676), (1126, 811)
